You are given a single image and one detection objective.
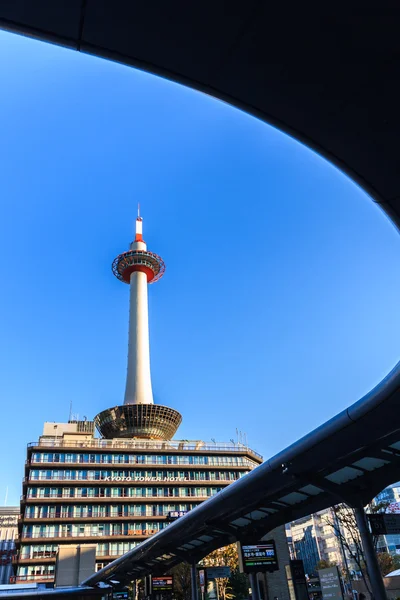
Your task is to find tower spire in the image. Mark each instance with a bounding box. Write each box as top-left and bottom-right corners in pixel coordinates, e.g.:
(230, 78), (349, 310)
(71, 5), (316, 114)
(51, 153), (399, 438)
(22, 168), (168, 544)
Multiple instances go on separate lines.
(94, 213), (181, 440)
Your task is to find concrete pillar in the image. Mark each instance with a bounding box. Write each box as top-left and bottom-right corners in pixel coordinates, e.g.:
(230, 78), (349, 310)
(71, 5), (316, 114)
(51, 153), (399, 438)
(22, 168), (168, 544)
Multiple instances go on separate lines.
(55, 544), (96, 587)
(191, 562), (198, 600)
(250, 573), (261, 600)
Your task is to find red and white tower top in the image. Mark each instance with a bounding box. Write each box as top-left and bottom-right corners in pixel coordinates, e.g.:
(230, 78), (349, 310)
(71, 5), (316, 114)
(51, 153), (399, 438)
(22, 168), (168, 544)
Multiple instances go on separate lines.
(112, 211), (165, 285)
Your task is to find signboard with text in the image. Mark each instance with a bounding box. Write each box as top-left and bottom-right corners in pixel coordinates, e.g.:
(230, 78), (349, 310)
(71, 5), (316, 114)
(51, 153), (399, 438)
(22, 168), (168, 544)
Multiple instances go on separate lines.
(206, 567), (231, 580)
(319, 566), (343, 600)
(152, 576), (174, 592)
(369, 513), (400, 535)
(199, 569), (205, 594)
(239, 540), (278, 573)
(167, 511), (188, 520)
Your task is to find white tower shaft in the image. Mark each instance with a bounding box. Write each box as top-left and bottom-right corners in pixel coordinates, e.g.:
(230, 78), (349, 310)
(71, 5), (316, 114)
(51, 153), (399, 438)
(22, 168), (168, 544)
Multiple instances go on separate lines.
(124, 267), (154, 405)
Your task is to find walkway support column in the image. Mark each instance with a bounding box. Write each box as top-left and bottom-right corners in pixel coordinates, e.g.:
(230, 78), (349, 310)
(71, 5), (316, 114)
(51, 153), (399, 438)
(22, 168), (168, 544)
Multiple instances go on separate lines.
(191, 561), (198, 600)
(354, 506), (386, 600)
(249, 573), (261, 600)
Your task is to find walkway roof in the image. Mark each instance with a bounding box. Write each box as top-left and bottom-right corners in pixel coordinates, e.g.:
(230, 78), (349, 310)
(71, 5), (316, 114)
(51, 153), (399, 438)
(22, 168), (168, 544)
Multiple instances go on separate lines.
(1, 2), (400, 228)
(81, 361), (400, 587)
(1, 2), (400, 592)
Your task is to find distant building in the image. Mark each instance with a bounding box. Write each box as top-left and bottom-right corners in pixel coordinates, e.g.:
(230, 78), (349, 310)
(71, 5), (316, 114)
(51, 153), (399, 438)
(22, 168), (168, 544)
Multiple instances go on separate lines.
(0, 507), (18, 585)
(375, 483), (400, 506)
(286, 508), (357, 577)
(373, 483), (400, 555)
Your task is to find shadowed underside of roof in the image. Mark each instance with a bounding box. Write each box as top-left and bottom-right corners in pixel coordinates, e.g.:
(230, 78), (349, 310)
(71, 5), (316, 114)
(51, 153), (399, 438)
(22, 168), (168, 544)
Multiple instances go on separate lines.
(1, 0), (400, 591)
(80, 361), (400, 587)
(1, 1), (400, 229)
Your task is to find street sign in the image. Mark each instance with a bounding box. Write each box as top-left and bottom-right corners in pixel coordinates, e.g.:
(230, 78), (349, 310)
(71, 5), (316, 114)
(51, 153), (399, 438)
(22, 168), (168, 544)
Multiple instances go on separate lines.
(152, 576), (174, 591)
(206, 566), (231, 579)
(167, 510), (188, 520)
(319, 566), (344, 600)
(238, 540), (279, 573)
(368, 513), (400, 535)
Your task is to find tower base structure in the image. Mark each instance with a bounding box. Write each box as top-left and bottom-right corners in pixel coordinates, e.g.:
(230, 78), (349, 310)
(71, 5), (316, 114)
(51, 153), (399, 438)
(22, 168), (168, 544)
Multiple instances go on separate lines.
(94, 404), (182, 440)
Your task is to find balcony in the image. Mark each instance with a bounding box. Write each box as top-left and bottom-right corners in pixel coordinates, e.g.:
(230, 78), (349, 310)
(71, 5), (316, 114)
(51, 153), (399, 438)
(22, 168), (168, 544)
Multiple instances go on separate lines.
(23, 514), (168, 522)
(13, 575), (54, 583)
(28, 459), (254, 469)
(25, 494), (210, 502)
(20, 530), (159, 541)
(17, 551), (131, 562)
(18, 553), (57, 564)
(24, 475), (236, 485)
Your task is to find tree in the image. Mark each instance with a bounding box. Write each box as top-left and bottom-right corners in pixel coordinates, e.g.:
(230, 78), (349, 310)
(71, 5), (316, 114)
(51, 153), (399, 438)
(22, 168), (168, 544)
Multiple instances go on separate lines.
(322, 506), (371, 595)
(230, 569), (249, 600)
(377, 552), (395, 577)
(322, 500), (392, 595)
(202, 544), (248, 600)
(169, 563), (192, 600)
(316, 560), (336, 570)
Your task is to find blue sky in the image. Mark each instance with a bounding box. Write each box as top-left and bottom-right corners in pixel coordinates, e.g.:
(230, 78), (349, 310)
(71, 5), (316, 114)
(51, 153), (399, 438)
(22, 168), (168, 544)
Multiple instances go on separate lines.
(0, 30), (400, 507)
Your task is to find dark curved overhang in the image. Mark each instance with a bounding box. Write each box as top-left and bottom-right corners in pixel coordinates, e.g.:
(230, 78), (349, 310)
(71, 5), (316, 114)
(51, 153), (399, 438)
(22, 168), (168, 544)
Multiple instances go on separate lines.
(81, 360), (400, 587)
(1, 2), (400, 228)
(2, 2), (400, 591)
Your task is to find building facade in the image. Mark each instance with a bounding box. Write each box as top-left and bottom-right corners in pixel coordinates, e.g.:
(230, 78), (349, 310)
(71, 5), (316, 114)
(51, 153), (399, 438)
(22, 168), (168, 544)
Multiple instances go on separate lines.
(0, 507), (18, 585)
(286, 508), (353, 577)
(17, 424), (261, 583)
(15, 216), (262, 585)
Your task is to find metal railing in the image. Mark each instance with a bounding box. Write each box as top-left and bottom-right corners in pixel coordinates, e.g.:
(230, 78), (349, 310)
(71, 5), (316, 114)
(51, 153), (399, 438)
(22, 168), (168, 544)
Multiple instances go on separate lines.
(27, 439), (262, 459)
(14, 575), (54, 582)
(21, 529), (161, 539)
(19, 551), (57, 560)
(24, 511), (180, 519)
(18, 550), (134, 560)
(25, 475), (237, 483)
(29, 458), (253, 466)
(25, 493), (211, 500)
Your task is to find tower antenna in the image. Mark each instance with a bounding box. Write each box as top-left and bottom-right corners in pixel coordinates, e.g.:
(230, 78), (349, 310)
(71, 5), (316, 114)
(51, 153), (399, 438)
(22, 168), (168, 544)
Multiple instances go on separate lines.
(137, 202), (141, 218)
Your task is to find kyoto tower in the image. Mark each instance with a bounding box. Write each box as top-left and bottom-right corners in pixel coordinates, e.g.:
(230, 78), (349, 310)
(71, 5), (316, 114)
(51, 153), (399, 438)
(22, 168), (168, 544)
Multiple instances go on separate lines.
(94, 213), (182, 440)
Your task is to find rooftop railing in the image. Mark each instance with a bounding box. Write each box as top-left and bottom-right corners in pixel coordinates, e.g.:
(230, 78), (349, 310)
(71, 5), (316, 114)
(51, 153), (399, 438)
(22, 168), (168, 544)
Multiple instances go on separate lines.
(27, 439), (262, 460)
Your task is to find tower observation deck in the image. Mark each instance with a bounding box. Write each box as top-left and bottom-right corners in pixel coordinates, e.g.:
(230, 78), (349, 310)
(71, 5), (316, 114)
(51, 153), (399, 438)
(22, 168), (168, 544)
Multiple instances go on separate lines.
(95, 215), (182, 440)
